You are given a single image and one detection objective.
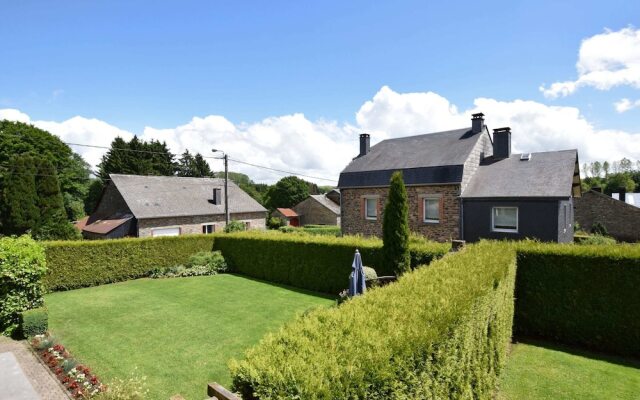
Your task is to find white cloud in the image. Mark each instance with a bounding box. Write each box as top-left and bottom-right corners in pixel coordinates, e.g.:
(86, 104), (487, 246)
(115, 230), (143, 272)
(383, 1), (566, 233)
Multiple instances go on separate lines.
(614, 98), (640, 113)
(0, 108), (31, 123)
(1, 86), (640, 183)
(541, 27), (640, 98)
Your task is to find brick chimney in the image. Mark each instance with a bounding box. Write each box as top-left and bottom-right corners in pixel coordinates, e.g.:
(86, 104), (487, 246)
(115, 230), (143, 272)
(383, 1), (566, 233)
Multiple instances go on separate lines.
(492, 127), (511, 159)
(359, 133), (370, 157)
(471, 113), (485, 134)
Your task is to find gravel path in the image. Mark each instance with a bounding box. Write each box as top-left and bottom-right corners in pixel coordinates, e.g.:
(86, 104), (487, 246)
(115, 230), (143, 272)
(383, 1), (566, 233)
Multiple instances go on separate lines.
(0, 337), (69, 400)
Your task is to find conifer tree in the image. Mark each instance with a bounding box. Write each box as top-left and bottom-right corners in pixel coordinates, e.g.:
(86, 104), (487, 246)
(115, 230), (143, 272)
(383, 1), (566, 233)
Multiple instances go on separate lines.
(33, 159), (79, 240)
(1, 154), (40, 235)
(382, 171), (410, 275)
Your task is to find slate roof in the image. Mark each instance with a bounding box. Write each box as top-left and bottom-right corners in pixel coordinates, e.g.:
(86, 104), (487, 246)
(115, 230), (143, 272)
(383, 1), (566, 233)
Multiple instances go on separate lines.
(109, 174), (267, 219)
(309, 194), (341, 215)
(338, 128), (485, 187)
(461, 150), (579, 198)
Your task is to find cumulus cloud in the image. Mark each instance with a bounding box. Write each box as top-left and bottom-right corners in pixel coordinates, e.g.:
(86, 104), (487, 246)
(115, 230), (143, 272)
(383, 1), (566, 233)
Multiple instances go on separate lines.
(614, 98), (640, 113)
(541, 27), (640, 98)
(1, 86), (640, 183)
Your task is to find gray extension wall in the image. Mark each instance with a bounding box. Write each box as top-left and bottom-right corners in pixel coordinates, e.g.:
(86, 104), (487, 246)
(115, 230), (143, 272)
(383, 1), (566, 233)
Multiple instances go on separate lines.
(462, 198), (573, 243)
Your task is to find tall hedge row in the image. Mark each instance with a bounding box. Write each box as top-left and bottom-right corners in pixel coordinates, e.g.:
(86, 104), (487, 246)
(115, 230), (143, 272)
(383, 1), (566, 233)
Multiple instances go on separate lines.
(229, 241), (516, 399)
(43, 235), (214, 291)
(213, 232), (450, 294)
(514, 242), (640, 357)
(0, 236), (47, 335)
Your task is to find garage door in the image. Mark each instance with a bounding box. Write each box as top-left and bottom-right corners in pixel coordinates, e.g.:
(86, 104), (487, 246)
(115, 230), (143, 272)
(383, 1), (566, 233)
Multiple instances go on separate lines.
(151, 227), (180, 237)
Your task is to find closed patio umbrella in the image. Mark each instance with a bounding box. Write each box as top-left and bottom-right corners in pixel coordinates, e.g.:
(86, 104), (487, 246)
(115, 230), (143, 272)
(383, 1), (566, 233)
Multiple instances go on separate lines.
(349, 249), (367, 297)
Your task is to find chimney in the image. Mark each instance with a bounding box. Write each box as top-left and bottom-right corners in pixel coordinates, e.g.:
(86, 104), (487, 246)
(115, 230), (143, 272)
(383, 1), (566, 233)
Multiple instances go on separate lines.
(213, 188), (222, 205)
(492, 127), (511, 159)
(619, 188), (626, 203)
(471, 112), (485, 134)
(359, 133), (370, 157)
(592, 186), (602, 193)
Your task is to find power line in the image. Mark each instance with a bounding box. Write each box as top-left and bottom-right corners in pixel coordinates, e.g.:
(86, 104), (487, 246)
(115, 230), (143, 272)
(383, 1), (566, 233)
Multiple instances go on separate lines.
(228, 158), (336, 182)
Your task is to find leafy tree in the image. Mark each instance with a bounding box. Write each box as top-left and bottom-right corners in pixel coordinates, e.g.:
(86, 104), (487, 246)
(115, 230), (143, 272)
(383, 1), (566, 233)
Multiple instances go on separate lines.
(84, 179), (105, 215)
(591, 161), (602, 178)
(604, 173), (636, 194)
(264, 176), (310, 209)
(619, 157), (633, 173)
(0, 120), (90, 220)
(382, 171), (410, 276)
(1, 154), (40, 235)
(603, 161), (610, 177)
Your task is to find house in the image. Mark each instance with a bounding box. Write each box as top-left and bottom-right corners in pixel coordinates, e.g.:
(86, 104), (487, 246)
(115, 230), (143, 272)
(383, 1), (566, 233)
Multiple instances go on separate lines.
(612, 190), (639, 207)
(273, 208), (300, 226)
(83, 174), (267, 239)
(575, 189), (640, 242)
(293, 194), (341, 226)
(337, 113), (581, 243)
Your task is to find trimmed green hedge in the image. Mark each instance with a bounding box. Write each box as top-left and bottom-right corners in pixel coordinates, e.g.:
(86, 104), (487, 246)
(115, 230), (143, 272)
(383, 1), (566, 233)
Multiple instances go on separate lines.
(229, 241), (516, 399)
(514, 242), (640, 357)
(213, 232), (449, 294)
(0, 236), (47, 336)
(44, 235), (214, 291)
(21, 307), (48, 337)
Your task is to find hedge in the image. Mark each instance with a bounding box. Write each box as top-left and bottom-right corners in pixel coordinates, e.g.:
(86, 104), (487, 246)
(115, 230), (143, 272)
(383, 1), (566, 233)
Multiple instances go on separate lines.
(21, 306), (48, 337)
(0, 236), (47, 336)
(514, 242), (640, 357)
(229, 241), (516, 399)
(43, 235), (214, 291)
(213, 232), (450, 294)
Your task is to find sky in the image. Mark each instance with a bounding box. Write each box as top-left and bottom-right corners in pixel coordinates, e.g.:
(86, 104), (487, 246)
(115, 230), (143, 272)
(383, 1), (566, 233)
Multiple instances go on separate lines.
(1, 1), (639, 184)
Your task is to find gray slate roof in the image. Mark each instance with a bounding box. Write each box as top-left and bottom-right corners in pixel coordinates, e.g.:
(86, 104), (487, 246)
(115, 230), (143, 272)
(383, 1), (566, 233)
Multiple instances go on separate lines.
(461, 150), (578, 198)
(310, 194), (341, 215)
(342, 128), (481, 173)
(109, 174), (267, 219)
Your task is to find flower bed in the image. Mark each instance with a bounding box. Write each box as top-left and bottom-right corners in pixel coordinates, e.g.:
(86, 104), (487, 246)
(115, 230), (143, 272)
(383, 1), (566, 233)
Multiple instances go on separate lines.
(31, 334), (105, 398)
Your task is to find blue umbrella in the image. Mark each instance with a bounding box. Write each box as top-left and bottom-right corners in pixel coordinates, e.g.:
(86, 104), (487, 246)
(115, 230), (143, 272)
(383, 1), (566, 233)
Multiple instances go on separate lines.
(349, 249), (367, 297)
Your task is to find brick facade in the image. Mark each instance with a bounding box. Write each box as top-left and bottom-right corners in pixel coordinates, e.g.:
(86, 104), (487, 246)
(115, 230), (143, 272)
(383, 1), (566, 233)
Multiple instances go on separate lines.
(137, 211), (267, 238)
(574, 190), (640, 242)
(341, 185), (460, 241)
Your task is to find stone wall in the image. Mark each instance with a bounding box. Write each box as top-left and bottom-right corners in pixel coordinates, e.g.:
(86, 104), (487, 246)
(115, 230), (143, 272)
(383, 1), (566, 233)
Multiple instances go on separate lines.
(137, 212), (266, 238)
(89, 182), (131, 221)
(294, 198), (339, 226)
(461, 132), (493, 193)
(341, 185), (460, 241)
(574, 190), (640, 242)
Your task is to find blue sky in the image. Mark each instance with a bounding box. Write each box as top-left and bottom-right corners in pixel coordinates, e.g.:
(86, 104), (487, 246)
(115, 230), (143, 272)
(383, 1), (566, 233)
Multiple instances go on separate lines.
(1, 1), (639, 182)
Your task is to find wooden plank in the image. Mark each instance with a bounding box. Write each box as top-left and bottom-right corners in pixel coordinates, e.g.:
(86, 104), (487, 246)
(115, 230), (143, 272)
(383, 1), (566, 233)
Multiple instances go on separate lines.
(207, 382), (240, 400)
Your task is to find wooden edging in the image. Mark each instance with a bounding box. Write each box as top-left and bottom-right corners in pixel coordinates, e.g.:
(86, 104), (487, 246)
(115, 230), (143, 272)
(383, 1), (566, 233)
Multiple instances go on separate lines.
(207, 382), (240, 400)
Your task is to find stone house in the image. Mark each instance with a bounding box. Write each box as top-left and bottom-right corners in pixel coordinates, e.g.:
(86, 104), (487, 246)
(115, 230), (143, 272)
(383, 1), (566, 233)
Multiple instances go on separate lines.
(83, 174), (267, 239)
(293, 194), (341, 226)
(338, 113), (582, 243)
(575, 189), (640, 242)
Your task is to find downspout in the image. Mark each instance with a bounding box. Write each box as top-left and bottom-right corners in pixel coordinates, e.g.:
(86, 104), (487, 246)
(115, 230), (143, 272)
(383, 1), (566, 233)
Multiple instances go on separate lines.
(459, 197), (464, 241)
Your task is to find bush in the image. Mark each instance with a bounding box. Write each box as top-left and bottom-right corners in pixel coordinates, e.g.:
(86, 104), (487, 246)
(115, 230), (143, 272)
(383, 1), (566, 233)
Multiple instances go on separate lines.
(278, 225), (341, 236)
(514, 242), (640, 357)
(229, 241), (516, 399)
(21, 306), (48, 337)
(363, 266), (377, 281)
(150, 251), (228, 278)
(0, 236), (47, 335)
(224, 220), (246, 233)
(590, 221), (608, 236)
(576, 234), (617, 245)
(267, 217), (285, 230)
(44, 235), (214, 291)
(213, 231), (449, 294)
(95, 373), (148, 400)
(382, 171), (410, 275)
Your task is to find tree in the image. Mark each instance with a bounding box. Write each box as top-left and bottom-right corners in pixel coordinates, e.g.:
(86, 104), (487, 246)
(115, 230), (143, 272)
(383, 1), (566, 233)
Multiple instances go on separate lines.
(382, 171), (410, 276)
(97, 136), (177, 180)
(619, 157), (633, 173)
(214, 171), (268, 205)
(582, 163), (589, 178)
(591, 161), (602, 178)
(264, 176), (310, 209)
(1, 154), (40, 235)
(177, 150), (212, 177)
(0, 120), (90, 220)
(604, 173), (636, 194)
(603, 161), (610, 177)
(84, 179), (104, 215)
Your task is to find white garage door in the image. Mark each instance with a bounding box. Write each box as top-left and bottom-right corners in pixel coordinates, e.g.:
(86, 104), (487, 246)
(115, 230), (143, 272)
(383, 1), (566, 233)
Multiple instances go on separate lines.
(151, 227), (180, 237)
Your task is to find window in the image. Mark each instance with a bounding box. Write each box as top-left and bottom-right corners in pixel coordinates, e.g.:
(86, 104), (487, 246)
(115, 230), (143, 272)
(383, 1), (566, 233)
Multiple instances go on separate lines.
(151, 227), (180, 237)
(423, 198), (440, 223)
(492, 207), (518, 233)
(202, 224), (215, 234)
(365, 197), (377, 220)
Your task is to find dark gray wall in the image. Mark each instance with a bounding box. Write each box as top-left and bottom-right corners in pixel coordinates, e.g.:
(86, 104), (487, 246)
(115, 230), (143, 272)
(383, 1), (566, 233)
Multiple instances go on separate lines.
(89, 182), (132, 222)
(557, 197), (574, 243)
(462, 198), (570, 242)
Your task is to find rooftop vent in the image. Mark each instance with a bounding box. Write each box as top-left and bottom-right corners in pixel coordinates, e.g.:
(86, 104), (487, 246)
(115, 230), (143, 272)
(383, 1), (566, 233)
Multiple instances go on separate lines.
(520, 153), (531, 161)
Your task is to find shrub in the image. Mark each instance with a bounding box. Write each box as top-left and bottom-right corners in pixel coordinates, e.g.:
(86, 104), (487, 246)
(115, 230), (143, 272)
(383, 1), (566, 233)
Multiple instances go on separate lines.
(279, 225), (341, 236)
(382, 171), (410, 275)
(21, 307), (48, 337)
(95, 373), (148, 400)
(213, 231), (449, 294)
(267, 217), (285, 230)
(0, 236), (47, 335)
(590, 221), (608, 236)
(44, 235), (214, 291)
(150, 251), (228, 278)
(363, 266), (377, 281)
(514, 242), (640, 357)
(224, 220), (246, 233)
(576, 234), (617, 245)
(229, 241), (516, 399)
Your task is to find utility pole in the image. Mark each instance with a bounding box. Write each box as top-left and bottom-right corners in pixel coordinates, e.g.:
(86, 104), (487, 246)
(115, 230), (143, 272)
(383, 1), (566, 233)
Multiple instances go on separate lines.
(212, 149), (230, 227)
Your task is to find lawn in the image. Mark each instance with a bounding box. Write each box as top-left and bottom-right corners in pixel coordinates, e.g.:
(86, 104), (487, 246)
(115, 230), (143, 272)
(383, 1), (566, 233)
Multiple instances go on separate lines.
(45, 274), (334, 399)
(498, 341), (640, 400)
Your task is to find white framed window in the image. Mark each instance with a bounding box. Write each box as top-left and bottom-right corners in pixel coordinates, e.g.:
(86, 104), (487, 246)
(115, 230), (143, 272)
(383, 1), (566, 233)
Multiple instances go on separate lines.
(365, 197), (378, 220)
(492, 207), (518, 233)
(202, 224), (215, 234)
(423, 198), (440, 223)
(151, 227), (181, 237)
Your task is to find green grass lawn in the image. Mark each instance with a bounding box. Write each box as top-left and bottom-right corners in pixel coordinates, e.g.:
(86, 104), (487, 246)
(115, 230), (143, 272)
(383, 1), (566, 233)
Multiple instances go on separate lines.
(45, 274), (333, 400)
(498, 341), (640, 400)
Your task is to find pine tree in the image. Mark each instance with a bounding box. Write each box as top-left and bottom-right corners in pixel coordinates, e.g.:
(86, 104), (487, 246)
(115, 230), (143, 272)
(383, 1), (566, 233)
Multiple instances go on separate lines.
(1, 154), (40, 235)
(193, 153), (212, 177)
(177, 150), (196, 176)
(382, 171), (410, 275)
